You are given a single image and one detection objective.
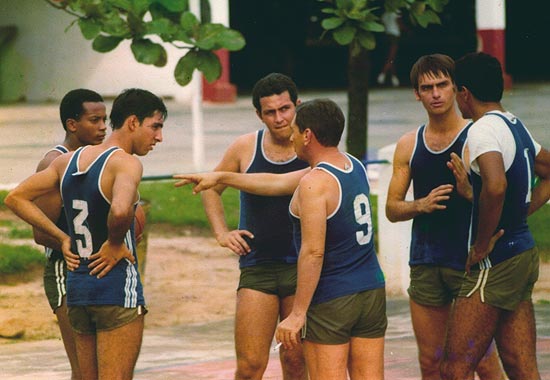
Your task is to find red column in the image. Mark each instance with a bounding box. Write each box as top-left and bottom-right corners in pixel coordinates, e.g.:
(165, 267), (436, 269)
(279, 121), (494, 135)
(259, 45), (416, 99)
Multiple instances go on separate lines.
(476, 0), (512, 88)
(202, 49), (237, 103)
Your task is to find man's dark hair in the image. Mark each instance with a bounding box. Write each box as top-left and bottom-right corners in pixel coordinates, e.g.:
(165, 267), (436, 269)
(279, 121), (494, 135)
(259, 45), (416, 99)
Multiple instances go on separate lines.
(252, 73), (298, 112)
(295, 99), (344, 147)
(409, 54), (455, 91)
(59, 89), (104, 131)
(110, 88), (168, 130)
(455, 52), (504, 102)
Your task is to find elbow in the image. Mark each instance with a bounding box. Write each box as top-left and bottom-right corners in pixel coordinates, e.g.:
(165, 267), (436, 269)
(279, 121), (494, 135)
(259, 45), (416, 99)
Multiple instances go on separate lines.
(385, 204), (398, 223)
(109, 204), (134, 223)
(4, 192), (16, 211)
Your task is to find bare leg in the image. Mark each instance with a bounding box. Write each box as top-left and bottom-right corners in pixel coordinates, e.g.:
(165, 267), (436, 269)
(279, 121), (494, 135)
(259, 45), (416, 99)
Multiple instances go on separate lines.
(348, 336), (384, 380)
(74, 332), (98, 380)
(304, 341), (349, 380)
(55, 298), (81, 380)
(234, 288), (279, 380)
(495, 300), (540, 380)
(96, 314), (144, 380)
(279, 295), (308, 380)
(475, 340), (506, 380)
(409, 299), (453, 380)
(441, 293), (499, 380)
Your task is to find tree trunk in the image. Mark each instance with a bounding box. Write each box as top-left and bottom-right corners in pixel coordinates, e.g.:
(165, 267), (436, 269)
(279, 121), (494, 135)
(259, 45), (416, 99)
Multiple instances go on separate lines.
(346, 47), (370, 161)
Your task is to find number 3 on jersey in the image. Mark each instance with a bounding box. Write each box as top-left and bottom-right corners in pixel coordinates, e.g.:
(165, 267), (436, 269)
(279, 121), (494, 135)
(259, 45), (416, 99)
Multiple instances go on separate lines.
(354, 193), (373, 245)
(72, 199), (93, 258)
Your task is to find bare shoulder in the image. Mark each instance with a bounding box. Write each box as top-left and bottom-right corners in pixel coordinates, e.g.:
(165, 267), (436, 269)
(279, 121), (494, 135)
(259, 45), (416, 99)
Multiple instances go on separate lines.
(299, 168), (335, 194)
(36, 150), (62, 172)
(214, 132), (256, 172)
(393, 130), (417, 165)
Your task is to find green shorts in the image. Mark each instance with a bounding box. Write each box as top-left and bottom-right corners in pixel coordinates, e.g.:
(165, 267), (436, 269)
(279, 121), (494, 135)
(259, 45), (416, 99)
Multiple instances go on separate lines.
(68, 305), (147, 335)
(304, 287), (387, 344)
(238, 262), (297, 298)
(458, 248), (539, 311)
(408, 265), (464, 306)
(43, 257), (67, 312)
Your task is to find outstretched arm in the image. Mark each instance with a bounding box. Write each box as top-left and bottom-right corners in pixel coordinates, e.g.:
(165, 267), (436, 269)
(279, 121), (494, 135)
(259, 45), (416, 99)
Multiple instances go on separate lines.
(174, 168), (309, 196)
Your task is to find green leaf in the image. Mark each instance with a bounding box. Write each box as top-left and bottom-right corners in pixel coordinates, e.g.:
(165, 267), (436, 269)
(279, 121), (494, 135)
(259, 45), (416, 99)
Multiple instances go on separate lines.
(92, 35), (123, 52)
(215, 29), (246, 51)
(78, 18), (101, 40)
(174, 51), (198, 86)
(101, 11), (131, 37)
(195, 50), (221, 83)
(413, 9), (441, 28)
(321, 7), (336, 14)
(321, 17), (345, 30)
(154, 0), (189, 13)
(332, 25), (356, 45)
(145, 18), (178, 37)
(131, 38), (168, 67)
(173, 30), (194, 44)
(358, 20), (385, 32)
(410, 1), (427, 16)
(357, 31), (376, 50)
(180, 11), (199, 34)
(350, 39), (362, 57)
(195, 23), (226, 50)
(426, 0), (449, 13)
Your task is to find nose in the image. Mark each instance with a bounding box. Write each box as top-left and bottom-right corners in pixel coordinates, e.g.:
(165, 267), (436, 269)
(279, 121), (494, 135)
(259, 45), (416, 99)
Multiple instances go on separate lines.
(156, 129), (163, 143)
(432, 86), (441, 98)
(99, 120), (107, 131)
(275, 110), (284, 123)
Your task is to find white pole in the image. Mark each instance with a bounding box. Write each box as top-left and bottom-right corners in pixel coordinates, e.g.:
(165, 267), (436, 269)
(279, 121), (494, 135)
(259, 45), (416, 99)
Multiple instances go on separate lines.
(190, 0), (205, 171)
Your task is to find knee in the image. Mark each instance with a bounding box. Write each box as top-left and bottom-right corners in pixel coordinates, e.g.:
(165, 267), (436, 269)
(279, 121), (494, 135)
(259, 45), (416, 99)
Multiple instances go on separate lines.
(235, 356), (267, 379)
(280, 348), (307, 378)
(418, 352), (442, 377)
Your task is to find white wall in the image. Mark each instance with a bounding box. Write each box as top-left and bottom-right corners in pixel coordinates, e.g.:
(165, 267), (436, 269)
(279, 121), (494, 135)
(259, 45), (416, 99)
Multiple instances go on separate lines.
(0, 0), (195, 102)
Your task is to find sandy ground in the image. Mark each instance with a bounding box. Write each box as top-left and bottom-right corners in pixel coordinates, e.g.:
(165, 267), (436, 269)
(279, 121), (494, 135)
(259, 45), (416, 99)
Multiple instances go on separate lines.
(0, 225), (240, 342)
(1, 223), (550, 343)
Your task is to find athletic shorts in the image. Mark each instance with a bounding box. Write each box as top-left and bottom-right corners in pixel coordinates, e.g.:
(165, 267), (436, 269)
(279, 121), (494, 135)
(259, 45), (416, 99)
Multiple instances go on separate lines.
(304, 287), (387, 344)
(238, 262), (297, 298)
(43, 257), (67, 312)
(408, 265), (464, 306)
(68, 305), (147, 335)
(458, 248), (539, 311)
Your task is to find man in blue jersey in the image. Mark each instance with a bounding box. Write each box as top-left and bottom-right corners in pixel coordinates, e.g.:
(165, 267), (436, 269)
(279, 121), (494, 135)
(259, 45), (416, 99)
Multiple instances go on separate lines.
(199, 73), (308, 380)
(175, 99), (387, 379)
(32, 88), (107, 380)
(441, 52), (550, 379)
(385, 54), (504, 379)
(5, 88), (167, 380)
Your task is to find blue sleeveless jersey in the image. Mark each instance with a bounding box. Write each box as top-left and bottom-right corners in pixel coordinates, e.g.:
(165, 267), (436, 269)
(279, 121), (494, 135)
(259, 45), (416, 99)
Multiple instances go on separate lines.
(61, 146), (144, 308)
(409, 124), (472, 270)
(470, 113), (536, 269)
(43, 145), (69, 260)
(238, 129), (309, 268)
(291, 154), (385, 305)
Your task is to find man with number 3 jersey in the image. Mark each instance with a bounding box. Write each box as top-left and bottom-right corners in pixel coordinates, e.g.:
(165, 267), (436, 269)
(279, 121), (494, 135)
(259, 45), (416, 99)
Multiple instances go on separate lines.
(5, 88), (167, 380)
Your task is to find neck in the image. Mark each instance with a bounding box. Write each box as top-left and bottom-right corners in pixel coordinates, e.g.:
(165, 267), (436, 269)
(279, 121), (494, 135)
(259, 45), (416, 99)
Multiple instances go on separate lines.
(472, 102), (504, 122)
(427, 109), (465, 132)
(309, 146), (344, 167)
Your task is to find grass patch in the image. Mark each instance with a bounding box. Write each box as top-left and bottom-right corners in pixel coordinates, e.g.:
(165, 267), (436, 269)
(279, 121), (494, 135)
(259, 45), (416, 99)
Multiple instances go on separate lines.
(0, 243), (44, 276)
(138, 180), (240, 229)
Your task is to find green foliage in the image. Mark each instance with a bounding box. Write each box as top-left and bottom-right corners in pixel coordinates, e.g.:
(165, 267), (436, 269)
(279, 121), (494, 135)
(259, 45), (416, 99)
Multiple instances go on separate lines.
(138, 180), (240, 229)
(528, 204), (550, 262)
(0, 244), (45, 275)
(44, 0), (245, 86)
(0, 190), (7, 210)
(318, 0), (449, 56)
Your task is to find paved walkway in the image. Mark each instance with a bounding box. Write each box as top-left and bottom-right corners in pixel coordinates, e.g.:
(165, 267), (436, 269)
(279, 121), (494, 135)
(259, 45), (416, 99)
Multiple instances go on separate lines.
(1, 299), (550, 379)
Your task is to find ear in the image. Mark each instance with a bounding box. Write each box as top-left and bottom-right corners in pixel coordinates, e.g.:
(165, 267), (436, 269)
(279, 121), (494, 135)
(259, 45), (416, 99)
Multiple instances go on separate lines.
(255, 109), (263, 121)
(126, 115), (139, 131)
(296, 98), (302, 106)
(66, 118), (78, 133)
(413, 89), (421, 101)
(303, 128), (312, 145)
